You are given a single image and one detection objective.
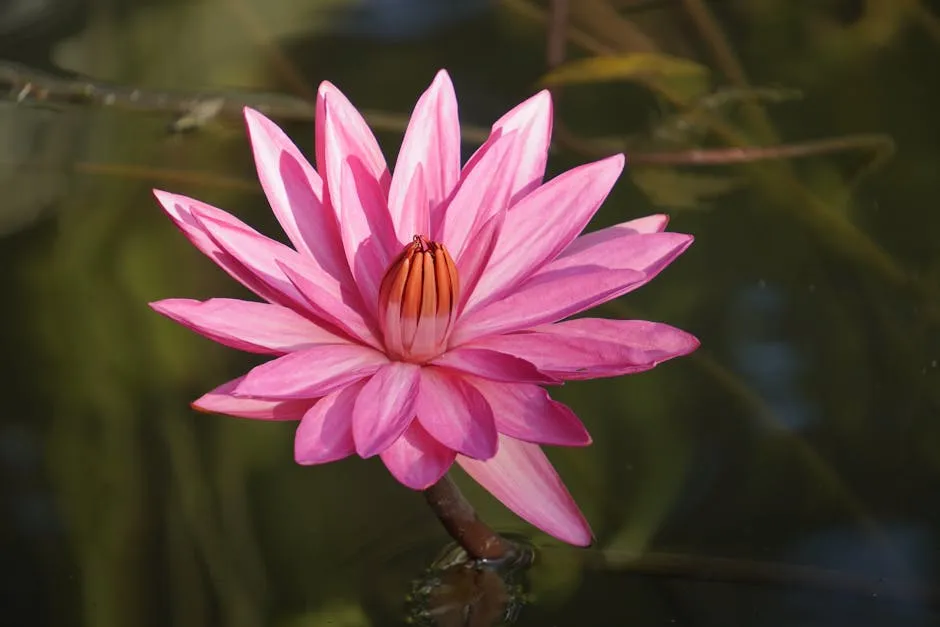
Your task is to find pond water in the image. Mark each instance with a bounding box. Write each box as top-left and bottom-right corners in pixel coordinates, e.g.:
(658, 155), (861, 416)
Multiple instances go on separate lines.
(2, 1), (940, 626)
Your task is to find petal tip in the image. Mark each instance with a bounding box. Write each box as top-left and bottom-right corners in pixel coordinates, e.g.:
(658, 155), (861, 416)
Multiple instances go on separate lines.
(190, 400), (214, 415)
(152, 188), (180, 208)
(317, 80), (340, 101)
(432, 68), (453, 86)
(353, 438), (388, 459)
(242, 106), (274, 135)
(148, 299), (174, 315)
(530, 89), (552, 108)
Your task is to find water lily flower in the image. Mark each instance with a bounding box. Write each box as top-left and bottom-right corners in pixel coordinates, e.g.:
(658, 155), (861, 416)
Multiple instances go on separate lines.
(150, 70), (698, 546)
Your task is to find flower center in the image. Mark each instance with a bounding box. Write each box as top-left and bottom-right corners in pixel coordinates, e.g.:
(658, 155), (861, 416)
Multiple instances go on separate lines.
(378, 235), (460, 363)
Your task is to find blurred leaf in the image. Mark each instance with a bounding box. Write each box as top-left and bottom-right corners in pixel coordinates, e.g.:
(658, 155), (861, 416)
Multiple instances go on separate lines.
(653, 86), (803, 144)
(541, 53), (711, 104)
(631, 167), (742, 209)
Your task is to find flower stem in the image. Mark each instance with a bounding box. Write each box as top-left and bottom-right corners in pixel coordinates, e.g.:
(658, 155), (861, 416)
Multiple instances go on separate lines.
(423, 474), (513, 561)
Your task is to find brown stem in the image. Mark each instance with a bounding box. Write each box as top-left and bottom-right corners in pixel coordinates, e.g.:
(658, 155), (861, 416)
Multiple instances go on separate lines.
(423, 474), (513, 561)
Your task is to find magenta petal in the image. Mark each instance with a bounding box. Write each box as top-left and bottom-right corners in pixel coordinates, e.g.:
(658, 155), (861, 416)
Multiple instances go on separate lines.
(315, 81), (390, 197)
(243, 107), (347, 281)
(416, 367), (497, 460)
(394, 165), (431, 246)
(457, 435), (592, 546)
(465, 377), (591, 446)
(454, 211), (503, 312)
(333, 159), (397, 309)
(294, 380), (363, 465)
(490, 89), (553, 206)
(153, 190), (293, 306)
(236, 344), (387, 399)
(388, 70), (460, 242)
(352, 362), (421, 458)
(192, 376), (313, 420)
(465, 154), (625, 313)
(548, 227), (693, 284)
(190, 208), (327, 314)
(381, 422), (456, 490)
(621, 214), (669, 234)
(438, 130), (517, 259)
(277, 262), (382, 350)
(430, 347), (556, 384)
(150, 298), (345, 354)
(477, 319), (700, 380)
(453, 267), (645, 344)
(195, 210), (379, 348)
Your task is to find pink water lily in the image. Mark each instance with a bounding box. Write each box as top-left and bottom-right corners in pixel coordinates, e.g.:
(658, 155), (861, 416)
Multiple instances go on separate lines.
(150, 70), (698, 546)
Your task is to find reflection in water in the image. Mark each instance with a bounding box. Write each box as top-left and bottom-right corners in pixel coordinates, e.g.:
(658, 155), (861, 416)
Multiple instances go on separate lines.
(769, 525), (934, 627)
(730, 284), (818, 432)
(406, 539), (534, 627)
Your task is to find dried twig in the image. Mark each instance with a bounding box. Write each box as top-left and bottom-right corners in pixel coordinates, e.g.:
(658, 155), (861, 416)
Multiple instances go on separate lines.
(0, 61), (492, 143)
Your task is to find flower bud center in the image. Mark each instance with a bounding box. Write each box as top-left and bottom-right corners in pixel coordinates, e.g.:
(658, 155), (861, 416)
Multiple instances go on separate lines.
(378, 235), (459, 362)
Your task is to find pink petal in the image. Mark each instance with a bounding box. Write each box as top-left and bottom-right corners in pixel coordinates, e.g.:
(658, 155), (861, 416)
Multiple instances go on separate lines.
(153, 190), (293, 307)
(454, 211), (503, 313)
(584, 213), (669, 238)
(437, 130), (518, 260)
(476, 319), (700, 380)
(277, 261), (382, 350)
(194, 209), (381, 348)
(457, 435), (592, 546)
(464, 377), (591, 446)
(315, 81), (390, 197)
(464, 154), (625, 313)
(395, 165), (430, 245)
(380, 421), (456, 489)
(190, 208), (329, 315)
(452, 267), (645, 345)
(150, 298), (346, 354)
(352, 362), (421, 458)
(388, 70), (460, 242)
(192, 376), (313, 420)
(431, 346), (556, 384)
(243, 107), (347, 281)
(235, 344), (387, 399)
(548, 227), (692, 283)
(620, 214), (670, 234)
(333, 158), (397, 309)
(489, 89), (553, 206)
(169, 193), (377, 351)
(415, 367), (497, 460)
(294, 379), (364, 465)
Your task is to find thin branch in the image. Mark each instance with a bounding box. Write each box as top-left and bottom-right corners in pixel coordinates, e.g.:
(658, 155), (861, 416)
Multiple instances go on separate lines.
(629, 134), (895, 167)
(0, 61), (491, 143)
(547, 0), (570, 69)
